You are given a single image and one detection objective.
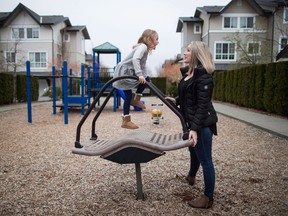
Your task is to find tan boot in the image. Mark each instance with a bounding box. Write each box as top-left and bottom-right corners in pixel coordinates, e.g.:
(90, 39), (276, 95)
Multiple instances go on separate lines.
(131, 93), (146, 109)
(121, 115), (139, 129)
(188, 195), (213, 209)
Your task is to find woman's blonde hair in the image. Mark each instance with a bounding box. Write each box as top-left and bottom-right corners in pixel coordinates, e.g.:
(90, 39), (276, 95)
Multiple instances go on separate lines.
(133, 29), (158, 52)
(188, 41), (215, 74)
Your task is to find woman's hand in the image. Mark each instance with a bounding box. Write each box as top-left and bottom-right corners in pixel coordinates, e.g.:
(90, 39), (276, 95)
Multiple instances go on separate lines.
(138, 76), (146, 84)
(165, 96), (176, 104)
(189, 130), (198, 147)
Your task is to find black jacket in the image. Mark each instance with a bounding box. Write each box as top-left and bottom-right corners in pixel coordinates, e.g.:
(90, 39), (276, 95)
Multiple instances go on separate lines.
(176, 66), (218, 135)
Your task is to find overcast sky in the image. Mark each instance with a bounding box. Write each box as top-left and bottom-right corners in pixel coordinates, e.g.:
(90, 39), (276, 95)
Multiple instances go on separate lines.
(0, 0), (230, 74)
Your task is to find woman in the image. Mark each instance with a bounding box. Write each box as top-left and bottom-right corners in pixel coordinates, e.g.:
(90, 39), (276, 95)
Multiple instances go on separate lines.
(113, 29), (159, 129)
(166, 41), (218, 208)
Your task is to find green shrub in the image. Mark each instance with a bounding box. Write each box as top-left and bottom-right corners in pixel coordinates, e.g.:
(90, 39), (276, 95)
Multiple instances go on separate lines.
(16, 75), (39, 102)
(263, 62), (277, 112)
(151, 77), (167, 96)
(167, 81), (178, 97)
(273, 61), (288, 115)
(248, 66), (256, 108)
(0, 73), (14, 105)
(254, 64), (266, 111)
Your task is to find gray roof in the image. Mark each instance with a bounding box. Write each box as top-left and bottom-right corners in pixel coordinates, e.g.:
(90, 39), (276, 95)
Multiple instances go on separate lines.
(176, 17), (203, 32)
(0, 3), (83, 32)
(64, 26), (90, 39)
(196, 6), (224, 14)
(177, 0), (288, 32)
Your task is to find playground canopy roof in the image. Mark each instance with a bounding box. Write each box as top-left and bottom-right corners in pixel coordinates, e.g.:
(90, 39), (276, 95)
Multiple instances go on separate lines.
(93, 42), (120, 54)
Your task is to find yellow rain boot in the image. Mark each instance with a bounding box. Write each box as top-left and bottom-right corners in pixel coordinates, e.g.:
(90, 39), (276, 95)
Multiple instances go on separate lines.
(121, 115), (139, 129)
(131, 93), (146, 109)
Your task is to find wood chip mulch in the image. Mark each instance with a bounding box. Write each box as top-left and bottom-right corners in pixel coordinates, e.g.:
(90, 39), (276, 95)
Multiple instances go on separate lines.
(0, 97), (287, 215)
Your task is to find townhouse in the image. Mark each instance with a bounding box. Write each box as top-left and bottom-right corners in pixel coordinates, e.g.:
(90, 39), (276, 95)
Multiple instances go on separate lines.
(176, 0), (288, 70)
(0, 3), (90, 76)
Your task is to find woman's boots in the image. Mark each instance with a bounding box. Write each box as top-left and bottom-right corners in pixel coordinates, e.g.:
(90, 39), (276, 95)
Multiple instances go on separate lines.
(188, 195), (213, 208)
(185, 176), (195, 186)
(121, 115), (139, 129)
(131, 93), (146, 109)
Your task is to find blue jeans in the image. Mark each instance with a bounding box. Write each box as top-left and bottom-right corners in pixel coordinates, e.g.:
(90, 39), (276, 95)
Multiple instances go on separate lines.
(123, 76), (150, 115)
(188, 127), (215, 200)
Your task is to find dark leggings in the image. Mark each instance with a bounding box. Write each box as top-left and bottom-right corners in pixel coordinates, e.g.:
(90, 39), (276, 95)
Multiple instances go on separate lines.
(123, 76), (150, 115)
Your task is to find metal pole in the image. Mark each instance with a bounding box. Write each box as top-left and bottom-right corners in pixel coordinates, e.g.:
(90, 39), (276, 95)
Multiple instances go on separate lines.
(52, 66), (56, 114)
(81, 64), (85, 115)
(26, 61), (32, 123)
(135, 163), (145, 200)
(87, 66), (91, 108)
(69, 68), (73, 95)
(62, 61), (68, 124)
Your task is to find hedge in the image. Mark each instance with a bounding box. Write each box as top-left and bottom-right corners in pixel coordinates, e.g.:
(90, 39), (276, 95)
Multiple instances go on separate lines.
(0, 73), (14, 105)
(213, 61), (288, 117)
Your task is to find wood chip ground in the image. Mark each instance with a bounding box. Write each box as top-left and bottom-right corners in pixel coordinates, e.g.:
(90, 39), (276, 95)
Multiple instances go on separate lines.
(0, 97), (287, 215)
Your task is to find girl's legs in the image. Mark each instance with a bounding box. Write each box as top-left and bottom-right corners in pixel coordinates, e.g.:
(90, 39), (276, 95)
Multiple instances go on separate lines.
(121, 89), (138, 129)
(135, 76), (150, 94)
(131, 76), (150, 109)
(123, 89), (132, 115)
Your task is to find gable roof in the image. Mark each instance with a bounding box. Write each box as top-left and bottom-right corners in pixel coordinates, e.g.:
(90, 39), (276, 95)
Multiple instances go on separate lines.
(176, 17), (203, 32)
(177, 0), (287, 32)
(64, 26), (90, 39)
(195, 6), (224, 16)
(0, 3), (71, 27)
(220, 0), (266, 15)
(194, 0), (287, 16)
(93, 42), (120, 54)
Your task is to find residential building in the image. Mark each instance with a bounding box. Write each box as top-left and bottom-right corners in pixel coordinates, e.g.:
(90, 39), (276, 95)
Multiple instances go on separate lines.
(0, 3), (90, 76)
(176, 0), (288, 70)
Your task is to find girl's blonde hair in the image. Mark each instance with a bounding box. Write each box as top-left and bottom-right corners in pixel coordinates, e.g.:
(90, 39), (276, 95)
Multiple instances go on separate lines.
(188, 41), (215, 74)
(133, 29), (158, 52)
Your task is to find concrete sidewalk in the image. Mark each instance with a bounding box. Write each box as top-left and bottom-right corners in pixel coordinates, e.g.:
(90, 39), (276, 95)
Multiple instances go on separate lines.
(213, 102), (288, 139)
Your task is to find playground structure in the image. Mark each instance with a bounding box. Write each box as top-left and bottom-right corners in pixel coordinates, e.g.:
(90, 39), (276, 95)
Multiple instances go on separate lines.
(72, 75), (192, 200)
(26, 61), (91, 124)
(26, 42), (128, 124)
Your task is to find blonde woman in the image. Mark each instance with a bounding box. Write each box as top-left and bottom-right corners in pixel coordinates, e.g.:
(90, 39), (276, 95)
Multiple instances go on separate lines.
(113, 29), (159, 129)
(166, 41), (218, 208)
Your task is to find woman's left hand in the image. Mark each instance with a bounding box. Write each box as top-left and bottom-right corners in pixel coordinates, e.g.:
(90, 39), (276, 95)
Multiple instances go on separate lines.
(138, 76), (146, 84)
(189, 130), (198, 147)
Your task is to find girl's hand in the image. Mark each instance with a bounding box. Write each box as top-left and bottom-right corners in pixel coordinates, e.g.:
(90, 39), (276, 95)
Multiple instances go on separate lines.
(139, 76), (146, 84)
(165, 96), (176, 104)
(189, 130), (198, 147)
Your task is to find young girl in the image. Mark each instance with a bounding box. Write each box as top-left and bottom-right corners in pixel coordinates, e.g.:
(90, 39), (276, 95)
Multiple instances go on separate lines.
(113, 29), (159, 129)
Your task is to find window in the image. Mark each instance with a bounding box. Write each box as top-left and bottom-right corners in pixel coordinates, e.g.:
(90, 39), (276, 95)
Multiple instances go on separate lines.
(247, 42), (260, 55)
(12, 28), (25, 39)
(280, 37), (287, 49)
(224, 17), (237, 28)
(27, 28), (39, 38)
(12, 27), (40, 39)
(5, 52), (16, 63)
(194, 24), (201, 34)
(64, 33), (70, 42)
(215, 43), (235, 60)
(284, 7), (288, 23)
(29, 52), (47, 68)
(240, 17), (254, 28)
